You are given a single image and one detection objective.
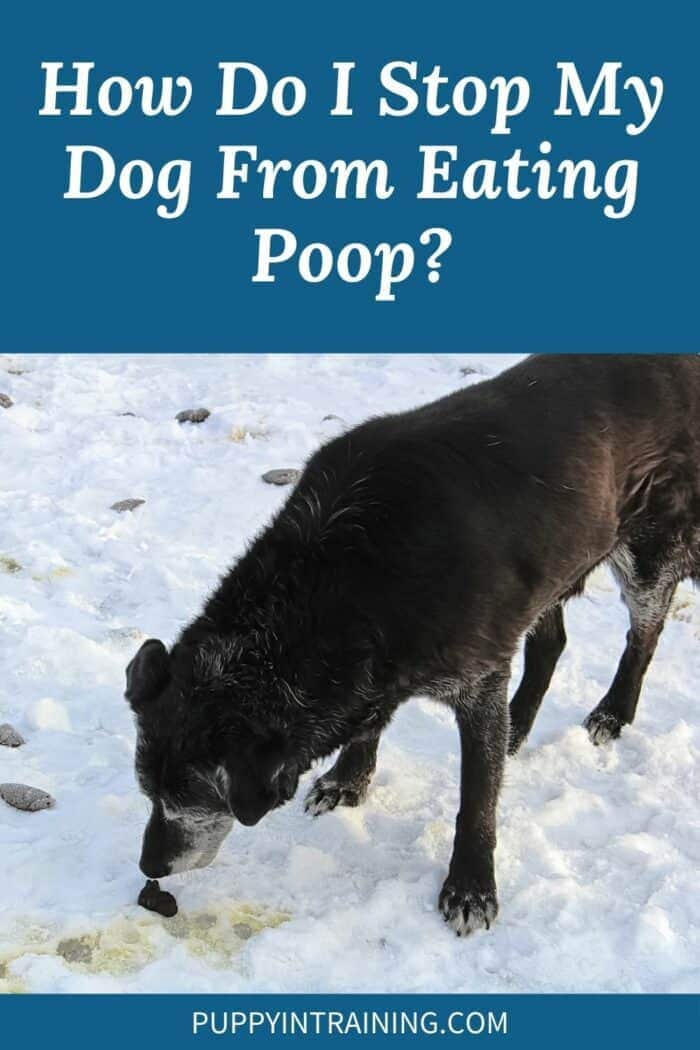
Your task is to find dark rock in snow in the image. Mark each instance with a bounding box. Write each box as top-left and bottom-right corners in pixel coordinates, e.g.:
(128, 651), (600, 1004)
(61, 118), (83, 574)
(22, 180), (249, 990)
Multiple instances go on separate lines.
(0, 393), (13, 408)
(138, 880), (178, 917)
(262, 469), (300, 486)
(0, 724), (25, 748)
(0, 783), (55, 811)
(111, 498), (145, 513)
(176, 408), (210, 424)
(459, 366), (478, 377)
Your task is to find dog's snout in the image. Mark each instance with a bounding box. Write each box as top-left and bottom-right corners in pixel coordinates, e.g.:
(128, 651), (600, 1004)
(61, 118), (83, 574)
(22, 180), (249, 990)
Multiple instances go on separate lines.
(139, 856), (171, 879)
(139, 804), (178, 879)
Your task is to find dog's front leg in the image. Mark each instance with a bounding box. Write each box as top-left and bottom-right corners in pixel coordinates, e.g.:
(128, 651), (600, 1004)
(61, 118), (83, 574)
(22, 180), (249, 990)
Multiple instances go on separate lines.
(439, 670), (508, 936)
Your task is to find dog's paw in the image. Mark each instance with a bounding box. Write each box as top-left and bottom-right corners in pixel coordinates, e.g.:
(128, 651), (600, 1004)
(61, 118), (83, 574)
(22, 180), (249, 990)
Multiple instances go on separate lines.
(438, 881), (498, 936)
(304, 777), (366, 817)
(583, 707), (624, 745)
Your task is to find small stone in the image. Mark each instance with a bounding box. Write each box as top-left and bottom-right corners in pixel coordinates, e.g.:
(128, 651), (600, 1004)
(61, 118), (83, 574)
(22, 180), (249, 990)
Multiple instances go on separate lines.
(119, 411), (137, 418)
(0, 393), (13, 408)
(459, 366), (478, 377)
(111, 498), (145, 513)
(262, 469), (300, 486)
(322, 414), (344, 423)
(232, 922), (253, 940)
(0, 724), (25, 748)
(0, 783), (55, 811)
(176, 408), (210, 424)
(138, 879), (178, 917)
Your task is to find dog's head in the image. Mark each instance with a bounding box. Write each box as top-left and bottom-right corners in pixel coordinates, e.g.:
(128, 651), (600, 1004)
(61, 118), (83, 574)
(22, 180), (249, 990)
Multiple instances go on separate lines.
(125, 638), (299, 878)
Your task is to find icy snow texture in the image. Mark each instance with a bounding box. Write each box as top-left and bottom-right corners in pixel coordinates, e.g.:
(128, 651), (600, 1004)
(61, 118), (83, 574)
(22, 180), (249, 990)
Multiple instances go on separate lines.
(0, 353), (697, 993)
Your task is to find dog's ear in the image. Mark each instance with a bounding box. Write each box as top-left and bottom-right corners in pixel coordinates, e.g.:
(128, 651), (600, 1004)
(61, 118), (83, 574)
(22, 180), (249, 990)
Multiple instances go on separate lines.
(224, 729), (298, 826)
(248, 730), (293, 789)
(125, 639), (170, 711)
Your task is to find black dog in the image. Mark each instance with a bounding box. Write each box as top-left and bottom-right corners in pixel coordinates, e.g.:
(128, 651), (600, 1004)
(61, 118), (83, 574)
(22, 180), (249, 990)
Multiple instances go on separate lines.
(126, 354), (700, 935)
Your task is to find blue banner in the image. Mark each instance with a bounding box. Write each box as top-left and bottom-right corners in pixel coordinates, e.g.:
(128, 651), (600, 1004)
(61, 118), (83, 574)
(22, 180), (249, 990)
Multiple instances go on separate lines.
(0, 994), (697, 1048)
(4, 0), (697, 350)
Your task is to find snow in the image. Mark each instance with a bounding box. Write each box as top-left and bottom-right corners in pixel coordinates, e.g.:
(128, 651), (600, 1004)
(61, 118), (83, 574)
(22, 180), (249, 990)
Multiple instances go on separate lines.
(0, 352), (698, 994)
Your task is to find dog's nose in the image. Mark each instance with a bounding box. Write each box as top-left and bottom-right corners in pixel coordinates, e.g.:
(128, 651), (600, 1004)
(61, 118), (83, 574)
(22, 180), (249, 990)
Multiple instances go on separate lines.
(139, 857), (170, 879)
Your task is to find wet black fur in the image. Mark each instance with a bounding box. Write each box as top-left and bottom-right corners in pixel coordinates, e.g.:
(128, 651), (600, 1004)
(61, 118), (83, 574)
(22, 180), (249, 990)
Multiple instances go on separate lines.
(127, 354), (700, 933)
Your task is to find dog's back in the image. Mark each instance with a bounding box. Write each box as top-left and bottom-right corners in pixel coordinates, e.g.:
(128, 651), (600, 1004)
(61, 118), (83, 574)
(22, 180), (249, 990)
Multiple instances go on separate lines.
(179, 353), (699, 721)
(282, 354), (700, 676)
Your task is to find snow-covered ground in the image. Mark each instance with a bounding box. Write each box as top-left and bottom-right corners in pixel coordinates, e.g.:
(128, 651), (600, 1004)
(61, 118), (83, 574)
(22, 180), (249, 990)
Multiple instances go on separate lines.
(0, 352), (698, 994)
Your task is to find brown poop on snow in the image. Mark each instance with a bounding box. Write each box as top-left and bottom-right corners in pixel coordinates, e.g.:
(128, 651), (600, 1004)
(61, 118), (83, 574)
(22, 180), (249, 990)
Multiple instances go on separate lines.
(137, 880), (178, 918)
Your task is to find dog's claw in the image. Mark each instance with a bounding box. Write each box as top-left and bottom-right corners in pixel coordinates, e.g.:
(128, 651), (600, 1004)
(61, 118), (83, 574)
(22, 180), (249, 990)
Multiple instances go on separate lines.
(439, 881), (498, 936)
(304, 777), (365, 816)
(584, 707), (624, 745)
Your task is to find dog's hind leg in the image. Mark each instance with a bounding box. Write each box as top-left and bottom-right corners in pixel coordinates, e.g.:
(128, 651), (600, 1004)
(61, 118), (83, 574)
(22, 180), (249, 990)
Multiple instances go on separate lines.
(584, 540), (680, 745)
(304, 733), (380, 816)
(508, 603), (566, 755)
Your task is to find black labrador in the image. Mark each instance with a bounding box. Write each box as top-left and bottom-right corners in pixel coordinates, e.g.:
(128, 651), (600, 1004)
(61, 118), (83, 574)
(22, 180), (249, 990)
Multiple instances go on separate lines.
(125, 354), (700, 935)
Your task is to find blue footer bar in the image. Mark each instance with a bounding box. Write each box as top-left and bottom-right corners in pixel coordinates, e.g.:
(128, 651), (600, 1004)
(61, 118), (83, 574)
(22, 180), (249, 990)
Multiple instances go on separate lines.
(0, 994), (697, 1048)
